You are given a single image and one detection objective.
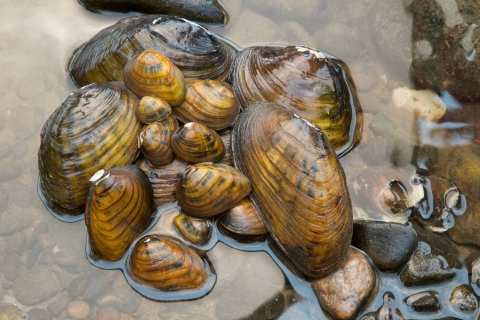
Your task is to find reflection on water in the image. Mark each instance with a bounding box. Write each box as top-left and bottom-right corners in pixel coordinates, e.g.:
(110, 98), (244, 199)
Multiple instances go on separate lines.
(1, 0), (480, 318)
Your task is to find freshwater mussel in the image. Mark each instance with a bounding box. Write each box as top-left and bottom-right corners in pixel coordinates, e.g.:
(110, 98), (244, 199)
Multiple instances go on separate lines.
(173, 212), (212, 245)
(38, 82), (142, 221)
(135, 96), (172, 124)
(232, 102), (353, 278)
(67, 15), (237, 88)
(139, 115), (178, 166)
(230, 45), (363, 157)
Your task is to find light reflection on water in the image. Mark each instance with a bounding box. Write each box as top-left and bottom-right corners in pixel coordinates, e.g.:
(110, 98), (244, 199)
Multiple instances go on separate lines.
(1, 0), (480, 319)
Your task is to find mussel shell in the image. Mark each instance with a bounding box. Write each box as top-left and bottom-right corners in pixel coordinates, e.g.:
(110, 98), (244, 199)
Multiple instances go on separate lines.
(38, 82), (142, 221)
(177, 163), (251, 218)
(172, 79), (240, 130)
(217, 127), (233, 166)
(135, 96), (172, 124)
(230, 45), (362, 157)
(171, 122), (226, 163)
(85, 166), (154, 261)
(139, 116), (178, 166)
(67, 15), (238, 88)
(173, 212), (212, 245)
(127, 234), (215, 292)
(218, 197), (267, 238)
(76, 0), (229, 27)
(232, 102), (353, 278)
(125, 50), (186, 106)
(136, 156), (189, 206)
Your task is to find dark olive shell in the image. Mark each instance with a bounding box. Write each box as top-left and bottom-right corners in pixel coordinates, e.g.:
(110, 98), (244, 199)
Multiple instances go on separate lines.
(85, 166), (154, 261)
(127, 235), (214, 291)
(76, 0), (228, 27)
(139, 116), (178, 166)
(136, 156), (189, 206)
(230, 45), (362, 157)
(177, 163), (251, 218)
(135, 96), (172, 124)
(171, 123), (226, 163)
(173, 212), (211, 245)
(219, 197), (267, 238)
(232, 102), (353, 278)
(67, 15), (237, 89)
(38, 82), (142, 221)
(217, 127), (233, 166)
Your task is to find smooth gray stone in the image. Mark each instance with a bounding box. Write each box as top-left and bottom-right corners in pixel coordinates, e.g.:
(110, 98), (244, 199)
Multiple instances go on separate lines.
(0, 211), (33, 236)
(26, 308), (53, 320)
(13, 266), (59, 306)
(352, 221), (418, 272)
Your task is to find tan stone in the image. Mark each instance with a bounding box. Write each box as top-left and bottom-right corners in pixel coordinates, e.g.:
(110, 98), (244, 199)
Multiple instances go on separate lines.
(311, 247), (376, 320)
(66, 300), (90, 319)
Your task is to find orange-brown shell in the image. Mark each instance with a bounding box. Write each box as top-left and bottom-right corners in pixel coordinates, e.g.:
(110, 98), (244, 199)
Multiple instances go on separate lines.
(127, 235), (211, 291)
(217, 127), (233, 166)
(124, 49), (186, 106)
(135, 96), (172, 124)
(173, 212), (211, 245)
(171, 122), (225, 163)
(232, 102), (352, 278)
(139, 116), (178, 166)
(172, 79), (240, 130)
(177, 163), (251, 218)
(219, 197), (267, 238)
(85, 166), (154, 261)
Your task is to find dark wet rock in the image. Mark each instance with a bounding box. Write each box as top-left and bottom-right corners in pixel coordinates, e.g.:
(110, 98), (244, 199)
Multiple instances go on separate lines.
(0, 302), (23, 320)
(360, 291), (404, 320)
(97, 307), (120, 320)
(83, 272), (115, 303)
(7, 231), (27, 255)
(47, 292), (71, 317)
(68, 273), (92, 298)
(450, 284), (477, 312)
(10, 181), (34, 208)
(66, 300), (90, 319)
(215, 274), (286, 320)
(0, 211), (33, 236)
(447, 198), (480, 247)
(2, 251), (20, 281)
(13, 265), (59, 305)
(352, 221), (417, 272)
(405, 291), (440, 313)
(26, 308), (53, 320)
(399, 241), (456, 287)
(313, 23), (362, 60)
(312, 247), (376, 320)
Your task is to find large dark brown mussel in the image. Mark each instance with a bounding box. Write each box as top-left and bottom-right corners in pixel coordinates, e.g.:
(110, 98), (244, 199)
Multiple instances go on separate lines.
(230, 45), (362, 157)
(85, 166), (154, 262)
(76, 0), (228, 27)
(67, 15), (237, 88)
(38, 82), (142, 221)
(232, 102), (353, 278)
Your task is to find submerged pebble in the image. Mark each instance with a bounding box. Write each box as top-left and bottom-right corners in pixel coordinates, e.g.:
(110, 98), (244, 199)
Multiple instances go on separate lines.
(47, 292), (71, 317)
(26, 308), (53, 320)
(405, 291), (440, 313)
(13, 266), (59, 305)
(66, 300), (90, 319)
(450, 284), (477, 312)
(392, 87), (446, 122)
(0, 302), (22, 320)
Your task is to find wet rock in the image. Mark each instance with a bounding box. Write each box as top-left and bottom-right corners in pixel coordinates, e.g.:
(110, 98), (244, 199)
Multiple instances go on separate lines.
(10, 181), (34, 208)
(313, 23), (362, 60)
(228, 9), (280, 46)
(97, 307), (120, 320)
(360, 292), (404, 319)
(447, 198), (480, 247)
(352, 221), (417, 272)
(101, 277), (142, 314)
(25, 241), (44, 268)
(450, 284), (477, 312)
(311, 247), (376, 320)
(392, 87), (446, 122)
(0, 302), (23, 320)
(0, 211), (32, 236)
(405, 291), (440, 313)
(54, 254), (92, 274)
(66, 300), (90, 319)
(51, 265), (74, 290)
(399, 241), (456, 287)
(215, 274), (285, 320)
(13, 265), (59, 305)
(349, 61), (379, 92)
(358, 135), (387, 166)
(47, 292), (71, 317)
(26, 308), (53, 320)
(68, 273), (92, 298)
(7, 231), (27, 255)
(83, 272), (115, 303)
(2, 251), (20, 281)
(207, 243), (243, 297)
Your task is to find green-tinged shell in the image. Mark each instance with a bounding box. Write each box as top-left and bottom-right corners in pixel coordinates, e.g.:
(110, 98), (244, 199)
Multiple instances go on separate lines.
(172, 122), (226, 163)
(85, 166), (154, 261)
(219, 197), (267, 238)
(139, 116), (178, 166)
(177, 163), (251, 218)
(38, 82), (142, 221)
(232, 102), (353, 278)
(135, 96), (172, 124)
(230, 45), (362, 157)
(173, 212), (211, 245)
(136, 156), (189, 206)
(76, 0), (228, 27)
(125, 50), (186, 106)
(172, 79), (240, 130)
(67, 15), (238, 89)
(217, 127), (233, 166)
(127, 235), (213, 291)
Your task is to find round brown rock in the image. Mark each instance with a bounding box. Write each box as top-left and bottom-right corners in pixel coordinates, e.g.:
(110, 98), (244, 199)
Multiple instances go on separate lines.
(66, 300), (90, 319)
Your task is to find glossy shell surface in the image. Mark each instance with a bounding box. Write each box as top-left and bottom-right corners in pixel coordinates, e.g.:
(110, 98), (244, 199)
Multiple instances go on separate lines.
(67, 15), (237, 88)
(85, 166), (154, 261)
(232, 102), (353, 278)
(172, 122), (226, 163)
(173, 79), (240, 130)
(177, 163), (251, 218)
(219, 197), (267, 238)
(38, 82), (142, 221)
(135, 96), (172, 124)
(139, 116), (178, 166)
(230, 45), (362, 157)
(173, 212), (212, 245)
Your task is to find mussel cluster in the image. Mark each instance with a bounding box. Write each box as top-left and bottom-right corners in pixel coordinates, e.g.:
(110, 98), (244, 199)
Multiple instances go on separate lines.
(38, 14), (363, 301)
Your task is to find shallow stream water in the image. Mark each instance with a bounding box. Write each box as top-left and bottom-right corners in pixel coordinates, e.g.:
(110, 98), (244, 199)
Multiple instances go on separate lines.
(1, 0), (480, 319)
